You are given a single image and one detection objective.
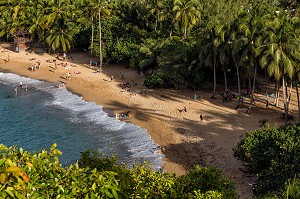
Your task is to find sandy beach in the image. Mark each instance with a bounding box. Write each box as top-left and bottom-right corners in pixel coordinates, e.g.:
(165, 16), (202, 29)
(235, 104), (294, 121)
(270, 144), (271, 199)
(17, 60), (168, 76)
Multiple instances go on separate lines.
(0, 45), (294, 198)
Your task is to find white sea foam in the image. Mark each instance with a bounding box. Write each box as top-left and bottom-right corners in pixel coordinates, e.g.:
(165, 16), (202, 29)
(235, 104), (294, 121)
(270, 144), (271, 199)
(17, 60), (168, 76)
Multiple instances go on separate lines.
(0, 73), (163, 170)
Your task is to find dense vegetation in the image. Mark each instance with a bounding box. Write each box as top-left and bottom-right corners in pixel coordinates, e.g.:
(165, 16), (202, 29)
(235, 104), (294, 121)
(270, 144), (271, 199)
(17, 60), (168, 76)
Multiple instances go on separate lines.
(234, 124), (300, 197)
(0, 144), (237, 198)
(2, 0), (300, 122)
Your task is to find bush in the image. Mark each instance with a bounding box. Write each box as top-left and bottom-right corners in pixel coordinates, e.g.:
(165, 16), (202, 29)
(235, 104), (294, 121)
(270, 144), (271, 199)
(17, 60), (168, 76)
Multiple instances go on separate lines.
(0, 144), (237, 198)
(171, 166), (237, 198)
(234, 124), (300, 196)
(144, 73), (168, 88)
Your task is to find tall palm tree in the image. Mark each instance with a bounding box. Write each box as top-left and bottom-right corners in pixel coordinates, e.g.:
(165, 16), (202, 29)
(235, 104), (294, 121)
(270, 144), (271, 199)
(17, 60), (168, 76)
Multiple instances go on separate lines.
(159, 0), (175, 37)
(86, 0), (111, 70)
(257, 11), (300, 121)
(172, 0), (201, 39)
(149, 0), (163, 31)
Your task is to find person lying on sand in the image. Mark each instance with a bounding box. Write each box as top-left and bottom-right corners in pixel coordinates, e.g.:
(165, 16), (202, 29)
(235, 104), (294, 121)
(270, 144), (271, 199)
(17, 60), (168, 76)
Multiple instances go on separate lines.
(56, 82), (65, 88)
(116, 111), (131, 120)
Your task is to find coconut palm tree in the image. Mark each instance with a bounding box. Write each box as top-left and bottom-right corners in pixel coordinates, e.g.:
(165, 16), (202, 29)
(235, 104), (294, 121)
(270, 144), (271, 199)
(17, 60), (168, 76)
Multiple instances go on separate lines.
(159, 0), (175, 37)
(149, 0), (163, 31)
(86, 0), (111, 70)
(26, 6), (48, 41)
(257, 11), (300, 122)
(172, 0), (201, 39)
(45, 21), (78, 52)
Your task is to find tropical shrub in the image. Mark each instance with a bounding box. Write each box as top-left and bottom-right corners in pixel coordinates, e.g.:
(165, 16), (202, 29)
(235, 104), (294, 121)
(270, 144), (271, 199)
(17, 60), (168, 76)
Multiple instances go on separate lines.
(0, 144), (237, 198)
(234, 124), (300, 196)
(144, 72), (168, 88)
(171, 166), (237, 198)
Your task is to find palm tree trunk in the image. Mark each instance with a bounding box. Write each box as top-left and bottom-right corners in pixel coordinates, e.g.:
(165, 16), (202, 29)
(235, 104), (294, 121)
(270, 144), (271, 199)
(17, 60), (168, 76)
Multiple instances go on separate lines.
(169, 27), (172, 37)
(99, 10), (102, 70)
(296, 78), (300, 123)
(91, 16), (94, 56)
(234, 58), (241, 95)
(265, 67), (268, 84)
(223, 66), (228, 90)
(282, 75), (288, 123)
(246, 63), (257, 114)
(243, 74), (246, 89)
(212, 49), (217, 98)
(276, 84), (280, 107)
(184, 27), (187, 39)
(248, 76), (251, 93)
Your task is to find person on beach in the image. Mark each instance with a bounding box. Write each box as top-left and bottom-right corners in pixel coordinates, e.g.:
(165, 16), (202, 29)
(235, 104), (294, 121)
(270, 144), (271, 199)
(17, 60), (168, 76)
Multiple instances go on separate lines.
(63, 53), (67, 60)
(19, 81), (23, 88)
(37, 61), (41, 69)
(14, 86), (18, 96)
(200, 114), (203, 121)
(67, 72), (71, 80)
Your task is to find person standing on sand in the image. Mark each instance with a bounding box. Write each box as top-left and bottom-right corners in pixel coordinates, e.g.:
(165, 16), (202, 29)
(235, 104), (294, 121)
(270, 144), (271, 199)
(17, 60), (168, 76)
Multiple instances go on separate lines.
(67, 72), (71, 80)
(111, 75), (114, 82)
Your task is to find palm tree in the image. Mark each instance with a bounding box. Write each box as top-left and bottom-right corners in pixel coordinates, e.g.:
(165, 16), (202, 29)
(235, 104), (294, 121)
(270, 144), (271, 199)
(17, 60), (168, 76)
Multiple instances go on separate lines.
(230, 7), (263, 114)
(45, 21), (78, 52)
(87, 0), (111, 70)
(159, 0), (175, 37)
(26, 6), (48, 41)
(172, 0), (201, 39)
(149, 0), (163, 31)
(257, 11), (300, 122)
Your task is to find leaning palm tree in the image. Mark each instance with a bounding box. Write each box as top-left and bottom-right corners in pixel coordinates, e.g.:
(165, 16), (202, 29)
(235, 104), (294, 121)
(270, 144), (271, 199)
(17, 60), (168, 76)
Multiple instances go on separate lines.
(172, 0), (201, 39)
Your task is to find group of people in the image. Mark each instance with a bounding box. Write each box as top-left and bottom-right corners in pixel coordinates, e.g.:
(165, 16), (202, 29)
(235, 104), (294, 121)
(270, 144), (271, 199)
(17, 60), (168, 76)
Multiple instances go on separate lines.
(119, 82), (137, 89)
(116, 111), (131, 120)
(222, 89), (236, 103)
(14, 81), (28, 95)
(29, 61), (41, 71)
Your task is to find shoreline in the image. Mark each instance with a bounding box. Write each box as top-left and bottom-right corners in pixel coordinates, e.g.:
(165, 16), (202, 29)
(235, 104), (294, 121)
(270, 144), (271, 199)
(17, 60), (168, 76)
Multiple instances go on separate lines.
(1, 48), (290, 198)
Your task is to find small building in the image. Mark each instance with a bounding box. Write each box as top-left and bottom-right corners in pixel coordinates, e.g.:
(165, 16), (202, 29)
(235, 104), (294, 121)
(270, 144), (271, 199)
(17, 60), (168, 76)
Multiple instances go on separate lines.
(13, 30), (31, 53)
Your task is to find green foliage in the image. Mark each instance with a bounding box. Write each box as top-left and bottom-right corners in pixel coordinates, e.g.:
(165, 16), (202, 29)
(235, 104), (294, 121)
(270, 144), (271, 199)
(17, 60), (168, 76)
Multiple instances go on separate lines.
(171, 166), (237, 198)
(144, 73), (168, 88)
(157, 40), (207, 89)
(234, 124), (300, 196)
(109, 37), (141, 65)
(2, 0), (300, 91)
(284, 177), (300, 199)
(0, 144), (237, 198)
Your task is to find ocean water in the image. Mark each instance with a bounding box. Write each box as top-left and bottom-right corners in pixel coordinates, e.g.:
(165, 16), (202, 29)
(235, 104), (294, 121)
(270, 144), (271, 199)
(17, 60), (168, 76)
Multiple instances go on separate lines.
(0, 73), (163, 170)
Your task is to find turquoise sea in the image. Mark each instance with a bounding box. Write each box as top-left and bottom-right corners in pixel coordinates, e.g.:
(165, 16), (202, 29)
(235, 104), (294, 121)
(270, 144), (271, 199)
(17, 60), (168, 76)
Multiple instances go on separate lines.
(0, 73), (163, 170)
